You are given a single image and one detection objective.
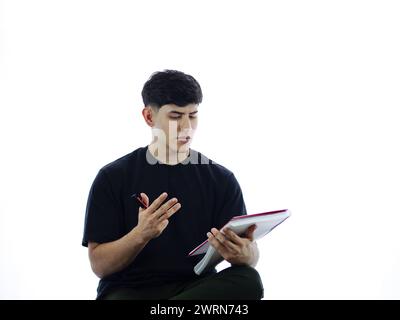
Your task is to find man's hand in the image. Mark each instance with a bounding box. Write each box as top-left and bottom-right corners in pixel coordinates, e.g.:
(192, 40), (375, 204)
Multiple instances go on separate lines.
(135, 192), (181, 242)
(88, 192), (181, 279)
(207, 224), (259, 267)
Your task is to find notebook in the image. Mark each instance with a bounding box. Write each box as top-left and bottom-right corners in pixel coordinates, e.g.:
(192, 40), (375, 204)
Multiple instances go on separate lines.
(188, 209), (291, 275)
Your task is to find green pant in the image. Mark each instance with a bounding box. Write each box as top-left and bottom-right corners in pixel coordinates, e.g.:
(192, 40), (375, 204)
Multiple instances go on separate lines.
(102, 265), (264, 300)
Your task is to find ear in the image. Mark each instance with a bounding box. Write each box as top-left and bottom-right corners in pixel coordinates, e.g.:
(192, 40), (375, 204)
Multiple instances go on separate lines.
(142, 106), (155, 127)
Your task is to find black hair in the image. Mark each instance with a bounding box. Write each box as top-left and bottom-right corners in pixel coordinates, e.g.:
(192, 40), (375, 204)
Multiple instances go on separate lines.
(141, 69), (203, 109)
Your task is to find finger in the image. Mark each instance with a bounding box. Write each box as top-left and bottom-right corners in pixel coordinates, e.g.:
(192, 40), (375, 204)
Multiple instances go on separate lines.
(207, 232), (232, 259)
(210, 228), (225, 243)
(211, 228), (240, 252)
(223, 228), (245, 246)
(137, 193), (150, 213)
(207, 232), (227, 253)
(245, 224), (257, 241)
(154, 198), (178, 218)
(160, 219), (169, 229)
(146, 192), (168, 213)
(159, 202), (181, 220)
(140, 193), (149, 207)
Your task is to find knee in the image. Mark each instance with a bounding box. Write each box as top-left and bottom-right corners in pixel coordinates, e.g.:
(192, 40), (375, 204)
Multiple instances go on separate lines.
(224, 265), (264, 300)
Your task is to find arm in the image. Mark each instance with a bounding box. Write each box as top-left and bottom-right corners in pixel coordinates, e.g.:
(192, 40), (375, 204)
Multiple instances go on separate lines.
(88, 192), (181, 278)
(88, 227), (148, 279)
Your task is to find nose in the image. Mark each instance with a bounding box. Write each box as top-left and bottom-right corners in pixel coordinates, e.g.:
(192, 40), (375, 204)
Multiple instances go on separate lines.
(180, 115), (192, 131)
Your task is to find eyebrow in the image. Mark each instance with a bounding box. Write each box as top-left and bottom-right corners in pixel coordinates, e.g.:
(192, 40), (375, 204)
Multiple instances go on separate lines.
(168, 110), (198, 115)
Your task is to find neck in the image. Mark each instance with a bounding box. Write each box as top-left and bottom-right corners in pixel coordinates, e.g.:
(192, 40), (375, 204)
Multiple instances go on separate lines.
(148, 142), (190, 165)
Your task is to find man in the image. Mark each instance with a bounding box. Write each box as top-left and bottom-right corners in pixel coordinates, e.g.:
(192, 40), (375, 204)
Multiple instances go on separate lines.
(82, 70), (264, 300)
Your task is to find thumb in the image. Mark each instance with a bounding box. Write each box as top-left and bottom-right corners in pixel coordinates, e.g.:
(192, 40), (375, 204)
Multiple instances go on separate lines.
(245, 224), (257, 241)
(140, 193), (149, 207)
(138, 192), (149, 213)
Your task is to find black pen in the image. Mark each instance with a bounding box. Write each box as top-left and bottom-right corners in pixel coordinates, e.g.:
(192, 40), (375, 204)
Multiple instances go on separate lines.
(131, 193), (148, 209)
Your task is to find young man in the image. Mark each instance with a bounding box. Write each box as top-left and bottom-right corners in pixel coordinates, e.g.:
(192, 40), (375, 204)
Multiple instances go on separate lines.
(82, 70), (264, 300)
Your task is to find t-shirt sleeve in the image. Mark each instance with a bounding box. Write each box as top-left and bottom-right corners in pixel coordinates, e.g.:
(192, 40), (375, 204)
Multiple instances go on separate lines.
(215, 173), (247, 229)
(82, 168), (123, 247)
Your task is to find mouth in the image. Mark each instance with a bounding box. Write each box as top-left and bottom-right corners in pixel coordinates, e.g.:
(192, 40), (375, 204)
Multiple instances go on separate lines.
(177, 136), (191, 144)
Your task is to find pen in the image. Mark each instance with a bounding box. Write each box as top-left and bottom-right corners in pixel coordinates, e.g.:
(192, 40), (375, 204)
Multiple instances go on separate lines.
(130, 193), (148, 209)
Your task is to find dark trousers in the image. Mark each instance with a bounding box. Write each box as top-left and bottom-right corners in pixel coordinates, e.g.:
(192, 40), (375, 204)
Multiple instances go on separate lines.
(102, 265), (264, 300)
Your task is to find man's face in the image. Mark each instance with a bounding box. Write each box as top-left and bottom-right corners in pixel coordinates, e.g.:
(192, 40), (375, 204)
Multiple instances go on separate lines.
(149, 103), (198, 154)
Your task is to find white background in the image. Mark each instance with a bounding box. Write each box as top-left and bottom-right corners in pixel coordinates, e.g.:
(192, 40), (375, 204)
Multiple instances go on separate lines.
(1, 0), (399, 299)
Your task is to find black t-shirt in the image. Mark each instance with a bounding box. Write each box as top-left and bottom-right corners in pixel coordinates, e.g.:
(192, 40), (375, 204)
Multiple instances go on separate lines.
(82, 146), (247, 299)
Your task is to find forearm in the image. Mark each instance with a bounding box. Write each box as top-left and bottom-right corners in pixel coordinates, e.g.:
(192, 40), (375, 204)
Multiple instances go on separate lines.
(89, 227), (149, 279)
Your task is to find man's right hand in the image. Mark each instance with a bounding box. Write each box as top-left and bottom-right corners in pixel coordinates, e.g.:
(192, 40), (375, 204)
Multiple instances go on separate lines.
(135, 192), (181, 242)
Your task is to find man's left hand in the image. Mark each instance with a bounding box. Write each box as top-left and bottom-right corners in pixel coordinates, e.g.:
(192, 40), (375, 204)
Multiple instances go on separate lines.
(207, 224), (259, 267)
